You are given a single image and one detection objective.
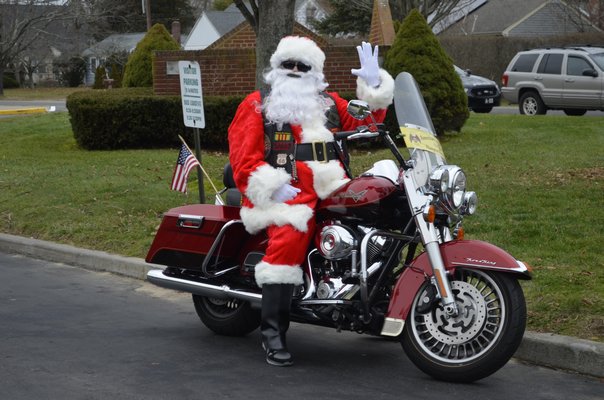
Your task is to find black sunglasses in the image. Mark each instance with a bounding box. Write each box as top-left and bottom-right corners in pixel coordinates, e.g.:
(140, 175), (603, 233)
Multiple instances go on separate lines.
(281, 60), (312, 73)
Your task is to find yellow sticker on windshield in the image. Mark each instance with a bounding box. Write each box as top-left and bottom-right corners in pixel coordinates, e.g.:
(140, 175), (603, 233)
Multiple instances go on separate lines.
(400, 126), (445, 159)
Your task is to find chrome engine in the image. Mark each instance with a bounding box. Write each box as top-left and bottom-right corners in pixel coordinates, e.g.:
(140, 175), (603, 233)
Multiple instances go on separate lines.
(303, 224), (389, 302)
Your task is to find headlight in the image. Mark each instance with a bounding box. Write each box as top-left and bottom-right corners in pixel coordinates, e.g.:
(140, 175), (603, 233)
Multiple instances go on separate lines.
(450, 169), (466, 208)
(429, 165), (467, 211)
(462, 191), (478, 215)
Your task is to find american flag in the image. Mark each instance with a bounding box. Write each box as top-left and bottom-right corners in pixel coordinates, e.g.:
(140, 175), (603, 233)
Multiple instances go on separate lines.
(170, 144), (200, 193)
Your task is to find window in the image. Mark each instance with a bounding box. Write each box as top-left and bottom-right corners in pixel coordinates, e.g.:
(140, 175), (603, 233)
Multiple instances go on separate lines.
(567, 56), (593, 76)
(512, 54), (539, 72)
(537, 53), (563, 74)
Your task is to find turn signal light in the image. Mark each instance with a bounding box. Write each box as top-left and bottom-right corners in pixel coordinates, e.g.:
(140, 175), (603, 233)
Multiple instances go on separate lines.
(456, 227), (465, 240)
(423, 205), (436, 223)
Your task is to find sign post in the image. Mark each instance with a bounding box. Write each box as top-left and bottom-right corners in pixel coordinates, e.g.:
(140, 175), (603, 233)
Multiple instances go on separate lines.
(178, 60), (205, 203)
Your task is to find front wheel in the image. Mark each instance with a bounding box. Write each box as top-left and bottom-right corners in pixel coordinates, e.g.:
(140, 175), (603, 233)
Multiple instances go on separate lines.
(401, 269), (526, 382)
(192, 295), (260, 336)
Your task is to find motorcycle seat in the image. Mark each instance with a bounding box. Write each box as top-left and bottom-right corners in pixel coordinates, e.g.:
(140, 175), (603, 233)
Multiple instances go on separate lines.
(222, 163), (242, 206)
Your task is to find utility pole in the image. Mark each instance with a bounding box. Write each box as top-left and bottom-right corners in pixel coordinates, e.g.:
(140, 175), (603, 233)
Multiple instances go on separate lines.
(143, 0), (152, 30)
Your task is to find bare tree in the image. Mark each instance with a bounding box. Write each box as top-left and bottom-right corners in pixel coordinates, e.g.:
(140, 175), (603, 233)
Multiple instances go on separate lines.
(551, 0), (601, 32)
(0, 1), (75, 95)
(233, 0), (296, 89)
(392, 0), (476, 28)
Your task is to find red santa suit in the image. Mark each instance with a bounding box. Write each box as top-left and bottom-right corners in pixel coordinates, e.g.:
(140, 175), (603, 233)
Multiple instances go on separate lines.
(228, 36), (394, 288)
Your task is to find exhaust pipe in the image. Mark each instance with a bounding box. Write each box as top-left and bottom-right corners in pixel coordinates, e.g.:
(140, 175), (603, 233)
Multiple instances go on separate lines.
(147, 269), (262, 307)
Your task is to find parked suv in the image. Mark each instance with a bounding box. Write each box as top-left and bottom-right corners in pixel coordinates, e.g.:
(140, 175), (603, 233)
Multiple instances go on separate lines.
(501, 46), (604, 115)
(455, 65), (501, 113)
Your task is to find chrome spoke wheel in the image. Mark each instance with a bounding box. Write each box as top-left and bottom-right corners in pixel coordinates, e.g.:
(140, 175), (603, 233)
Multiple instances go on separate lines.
(410, 269), (505, 364)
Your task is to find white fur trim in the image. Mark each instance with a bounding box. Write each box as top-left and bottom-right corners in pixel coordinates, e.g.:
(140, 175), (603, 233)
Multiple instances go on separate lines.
(300, 123), (333, 143)
(245, 164), (291, 208)
(305, 161), (350, 199)
(270, 36), (325, 74)
(255, 261), (304, 287)
(356, 69), (395, 110)
(240, 203), (313, 234)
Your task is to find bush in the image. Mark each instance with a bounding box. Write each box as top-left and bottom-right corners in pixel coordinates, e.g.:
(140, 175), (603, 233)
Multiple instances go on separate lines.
(66, 88), (243, 151)
(58, 57), (87, 87)
(2, 73), (19, 89)
(385, 9), (469, 136)
(122, 24), (181, 88)
(93, 66), (107, 89)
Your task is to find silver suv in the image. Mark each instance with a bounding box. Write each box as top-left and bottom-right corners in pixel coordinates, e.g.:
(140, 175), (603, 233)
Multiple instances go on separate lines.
(501, 46), (604, 115)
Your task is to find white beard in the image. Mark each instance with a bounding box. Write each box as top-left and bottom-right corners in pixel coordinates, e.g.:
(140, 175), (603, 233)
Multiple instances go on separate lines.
(263, 68), (330, 126)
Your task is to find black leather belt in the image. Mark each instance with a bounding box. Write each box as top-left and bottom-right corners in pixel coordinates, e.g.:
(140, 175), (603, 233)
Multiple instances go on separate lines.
(295, 141), (339, 162)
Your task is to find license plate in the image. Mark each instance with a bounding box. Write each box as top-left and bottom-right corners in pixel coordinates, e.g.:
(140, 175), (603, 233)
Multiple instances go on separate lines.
(485, 98), (494, 104)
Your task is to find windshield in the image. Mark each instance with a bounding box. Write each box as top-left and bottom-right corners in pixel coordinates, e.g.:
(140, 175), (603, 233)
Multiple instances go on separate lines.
(393, 72), (446, 188)
(591, 52), (604, 70)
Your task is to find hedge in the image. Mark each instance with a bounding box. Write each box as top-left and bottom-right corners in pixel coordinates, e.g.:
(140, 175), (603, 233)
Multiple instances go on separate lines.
(66, 88), (244, 151)
(66, 88), (402, 151)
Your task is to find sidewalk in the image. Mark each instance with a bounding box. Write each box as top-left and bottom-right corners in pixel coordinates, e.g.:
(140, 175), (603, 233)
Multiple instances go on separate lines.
(0, 232), (602, 378)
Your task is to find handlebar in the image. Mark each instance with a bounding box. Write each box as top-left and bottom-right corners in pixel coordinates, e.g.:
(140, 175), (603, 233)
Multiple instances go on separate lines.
(334, 123), (408, 170)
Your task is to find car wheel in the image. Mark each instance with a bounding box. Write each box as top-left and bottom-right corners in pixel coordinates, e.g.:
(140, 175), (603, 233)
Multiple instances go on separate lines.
(563, 109), (587, 116)
(519, 92), (546, 115)
(472, 107), (493, 113)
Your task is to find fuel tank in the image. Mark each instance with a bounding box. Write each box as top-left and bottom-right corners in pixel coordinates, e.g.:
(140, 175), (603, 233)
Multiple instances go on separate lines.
(316, 176), (412, 228)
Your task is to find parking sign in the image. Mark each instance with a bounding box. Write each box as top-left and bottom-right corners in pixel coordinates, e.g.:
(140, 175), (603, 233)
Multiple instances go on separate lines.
(178, 61), (205, 128)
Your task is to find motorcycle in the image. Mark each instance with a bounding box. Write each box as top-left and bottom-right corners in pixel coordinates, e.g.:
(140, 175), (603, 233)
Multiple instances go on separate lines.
(145, 72), (531, 382)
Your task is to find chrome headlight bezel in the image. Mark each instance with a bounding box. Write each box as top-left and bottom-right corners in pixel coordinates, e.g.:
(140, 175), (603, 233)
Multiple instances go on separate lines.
(429, 165), (468, 212)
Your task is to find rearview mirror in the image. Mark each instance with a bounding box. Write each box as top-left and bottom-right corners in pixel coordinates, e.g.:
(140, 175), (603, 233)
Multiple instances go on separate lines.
(347, 100), (371, 120)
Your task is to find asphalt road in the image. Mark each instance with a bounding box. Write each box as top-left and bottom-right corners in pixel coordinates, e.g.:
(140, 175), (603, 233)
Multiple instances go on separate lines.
(1, 252), (601, 400)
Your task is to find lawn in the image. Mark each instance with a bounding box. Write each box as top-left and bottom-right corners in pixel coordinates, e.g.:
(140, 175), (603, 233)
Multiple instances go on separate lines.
(0, 111), (602, 341)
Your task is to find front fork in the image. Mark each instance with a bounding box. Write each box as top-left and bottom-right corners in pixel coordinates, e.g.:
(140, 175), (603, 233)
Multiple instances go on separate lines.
(404, 173), (459, 317)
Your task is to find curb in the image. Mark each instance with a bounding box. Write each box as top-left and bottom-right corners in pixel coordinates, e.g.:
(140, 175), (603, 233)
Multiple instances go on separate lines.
(0, 106), (56, 115)
(1, 232), (602, 378)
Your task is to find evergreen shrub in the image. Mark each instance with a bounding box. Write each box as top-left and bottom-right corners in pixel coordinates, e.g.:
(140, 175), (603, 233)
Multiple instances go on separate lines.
(93, 66), (106, 89)
(66, 88), (243, 151)
(385, 9), (468, 135)
(122, 24), (180, 88)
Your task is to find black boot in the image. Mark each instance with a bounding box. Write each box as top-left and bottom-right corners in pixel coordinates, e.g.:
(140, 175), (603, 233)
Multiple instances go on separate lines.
(261, 284), (294, 367)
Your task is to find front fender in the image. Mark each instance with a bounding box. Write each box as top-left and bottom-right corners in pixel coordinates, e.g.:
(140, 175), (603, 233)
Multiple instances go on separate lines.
(380, 240), (531, 337)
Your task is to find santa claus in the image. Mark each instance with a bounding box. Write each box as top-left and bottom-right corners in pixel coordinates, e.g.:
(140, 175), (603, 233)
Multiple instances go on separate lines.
(228, 36), (394, 366)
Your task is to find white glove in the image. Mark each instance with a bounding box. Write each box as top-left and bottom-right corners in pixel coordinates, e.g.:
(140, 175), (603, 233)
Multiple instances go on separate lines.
(271, 183), (301, 203)
(351, 42), (381, 88)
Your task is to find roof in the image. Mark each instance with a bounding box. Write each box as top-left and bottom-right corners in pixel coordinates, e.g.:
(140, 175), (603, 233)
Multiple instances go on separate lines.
(441, 0), (551, 36)
(82, 33), (146, 57)
(204, 10), (245, 36)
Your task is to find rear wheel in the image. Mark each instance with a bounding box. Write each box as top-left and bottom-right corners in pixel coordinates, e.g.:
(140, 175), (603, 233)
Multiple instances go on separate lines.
(401, 269), (526, 382)
(192, 295), (260, 336)
(519, 92), (546, 115)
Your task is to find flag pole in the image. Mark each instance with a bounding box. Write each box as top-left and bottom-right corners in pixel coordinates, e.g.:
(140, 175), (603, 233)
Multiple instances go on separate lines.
(178, 135), (221, 197)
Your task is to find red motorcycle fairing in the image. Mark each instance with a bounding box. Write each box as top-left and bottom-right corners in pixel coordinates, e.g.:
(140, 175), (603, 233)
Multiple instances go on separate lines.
(382, 240), (531, 335)
(146, 204), (267, 270)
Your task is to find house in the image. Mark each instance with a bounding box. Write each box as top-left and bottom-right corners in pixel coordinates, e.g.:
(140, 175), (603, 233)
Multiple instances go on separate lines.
(183, 9), (245, 50)
(82, 33), (146, 85)
(440, 0), (602, 36)
(184, 0), (332, 51)
(82, 23), (187, 86)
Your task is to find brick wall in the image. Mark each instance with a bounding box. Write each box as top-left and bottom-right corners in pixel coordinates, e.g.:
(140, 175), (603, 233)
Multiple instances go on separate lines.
(153, 22), (364, 97)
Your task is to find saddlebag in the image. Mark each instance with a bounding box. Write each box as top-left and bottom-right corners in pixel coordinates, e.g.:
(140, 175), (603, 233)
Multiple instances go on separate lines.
(146, 204), (251, 270)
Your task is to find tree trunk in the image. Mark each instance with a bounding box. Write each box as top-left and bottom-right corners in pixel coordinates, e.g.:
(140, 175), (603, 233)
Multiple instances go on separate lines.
(255, 0), (296, 90)
(0, 65), (5, 96)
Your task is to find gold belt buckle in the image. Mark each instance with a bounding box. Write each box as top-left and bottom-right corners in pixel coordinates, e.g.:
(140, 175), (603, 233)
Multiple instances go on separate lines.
(312, 141), (328, 163)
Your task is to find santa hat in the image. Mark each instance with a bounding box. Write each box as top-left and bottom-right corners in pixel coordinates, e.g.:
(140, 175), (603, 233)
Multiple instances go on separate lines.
(270, 36), (325, 74)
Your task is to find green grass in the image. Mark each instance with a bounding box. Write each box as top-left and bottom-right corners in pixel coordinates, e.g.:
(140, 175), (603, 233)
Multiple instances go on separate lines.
(1, 87), (91, 101)
(0, 112), (602, 341)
